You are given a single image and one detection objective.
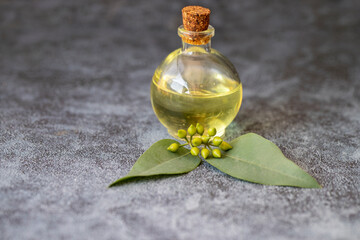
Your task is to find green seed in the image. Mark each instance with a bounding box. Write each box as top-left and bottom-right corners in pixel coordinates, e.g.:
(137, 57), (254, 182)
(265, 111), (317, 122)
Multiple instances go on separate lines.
(208, 127), (217, 136)
(201, 148), (210, 159)
(212, 137), (223, 146)
(219, 141), (232, 151)
(178, 129), (187, 139)
(167, 143), (180, 152)
(212, 148), (222, 158)
(201, 135), (210, 144)
(192, 137), (202, 147)
(187, 124), (196, 136)
(190, 147), (200, 156)
(196, 123), (204, 135)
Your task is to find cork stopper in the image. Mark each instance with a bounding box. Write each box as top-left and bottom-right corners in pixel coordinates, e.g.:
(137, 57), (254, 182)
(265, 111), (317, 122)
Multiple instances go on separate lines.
(182, 6), (211, 32)
(180, 6), (213, 45)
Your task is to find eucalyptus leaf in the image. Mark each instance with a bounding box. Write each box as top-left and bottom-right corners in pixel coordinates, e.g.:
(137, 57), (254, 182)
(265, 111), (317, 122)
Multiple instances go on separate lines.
(109, 139), (201, 187)
(206, 133), (321, 188)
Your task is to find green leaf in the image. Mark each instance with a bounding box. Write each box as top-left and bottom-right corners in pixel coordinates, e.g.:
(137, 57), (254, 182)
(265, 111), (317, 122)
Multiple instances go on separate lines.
(109, 139), (201, 187)
(206, 133), (321, 188)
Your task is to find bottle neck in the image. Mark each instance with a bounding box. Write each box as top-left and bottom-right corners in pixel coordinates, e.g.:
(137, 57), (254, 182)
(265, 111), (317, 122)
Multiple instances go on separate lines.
(182, 40), (211, 53)
(178, 25), (215, 53)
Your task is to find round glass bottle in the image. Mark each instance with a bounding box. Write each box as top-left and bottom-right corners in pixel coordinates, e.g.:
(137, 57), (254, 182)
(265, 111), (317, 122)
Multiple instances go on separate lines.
(151, 10), (242, 138)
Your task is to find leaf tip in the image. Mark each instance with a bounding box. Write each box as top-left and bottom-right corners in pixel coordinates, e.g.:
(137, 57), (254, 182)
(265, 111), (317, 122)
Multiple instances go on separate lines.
(308, 181), (322, 189)
(310, 177), (322, 189)
(108, 177), (127, 188)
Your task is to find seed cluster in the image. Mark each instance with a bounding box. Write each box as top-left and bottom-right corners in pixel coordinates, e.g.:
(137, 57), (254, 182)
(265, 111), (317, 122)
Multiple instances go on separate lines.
(167, 123), (233, 159)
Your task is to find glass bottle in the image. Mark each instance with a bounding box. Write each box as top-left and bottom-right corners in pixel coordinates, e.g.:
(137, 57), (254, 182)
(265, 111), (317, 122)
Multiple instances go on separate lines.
(151, 6), (242, 138)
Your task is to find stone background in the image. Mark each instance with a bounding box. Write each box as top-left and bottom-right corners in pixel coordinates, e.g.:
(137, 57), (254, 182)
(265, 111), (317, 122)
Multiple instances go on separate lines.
(1, 0), (359, 239)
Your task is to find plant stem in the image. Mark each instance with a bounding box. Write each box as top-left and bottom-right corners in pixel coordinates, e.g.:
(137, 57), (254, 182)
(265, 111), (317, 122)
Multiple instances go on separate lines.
(186, 136), (193, 147)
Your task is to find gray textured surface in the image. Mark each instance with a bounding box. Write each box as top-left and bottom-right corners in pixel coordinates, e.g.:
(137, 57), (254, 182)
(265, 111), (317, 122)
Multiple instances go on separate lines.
(1, 0), (360, 239)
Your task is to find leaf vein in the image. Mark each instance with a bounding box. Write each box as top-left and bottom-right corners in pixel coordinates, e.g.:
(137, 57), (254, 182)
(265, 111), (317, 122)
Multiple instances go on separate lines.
(223, 153), (310, 184)
(130, 152), (192, 176)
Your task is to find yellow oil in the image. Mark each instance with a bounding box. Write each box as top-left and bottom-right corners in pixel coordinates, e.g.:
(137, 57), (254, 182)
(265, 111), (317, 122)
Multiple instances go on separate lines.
(151, 49), (243, 137)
